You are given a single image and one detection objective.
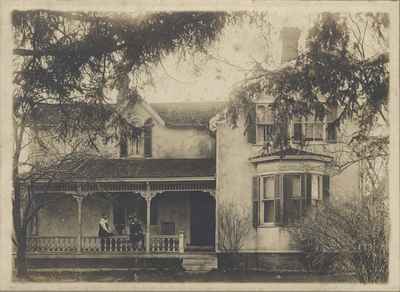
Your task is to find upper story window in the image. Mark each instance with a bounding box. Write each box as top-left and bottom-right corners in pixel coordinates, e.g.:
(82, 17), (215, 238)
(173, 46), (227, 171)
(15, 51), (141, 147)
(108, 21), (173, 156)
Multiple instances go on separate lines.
(293, 116), (324, 143)
(120, 119), (153, 158)
(249, 103), (338, 145)
(253, 173), (330, 227)
(256, 104), (275, 144)
(292, 107), (337, 144)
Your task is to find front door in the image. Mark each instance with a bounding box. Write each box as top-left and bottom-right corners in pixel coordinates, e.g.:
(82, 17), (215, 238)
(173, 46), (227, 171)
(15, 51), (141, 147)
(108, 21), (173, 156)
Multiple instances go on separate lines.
(190, 193), (215, 246)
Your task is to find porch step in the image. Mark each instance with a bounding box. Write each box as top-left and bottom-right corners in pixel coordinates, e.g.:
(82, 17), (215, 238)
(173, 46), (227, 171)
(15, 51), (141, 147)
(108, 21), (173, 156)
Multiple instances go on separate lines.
(182, 254), (217, 272)
(185, 245), (214, 252)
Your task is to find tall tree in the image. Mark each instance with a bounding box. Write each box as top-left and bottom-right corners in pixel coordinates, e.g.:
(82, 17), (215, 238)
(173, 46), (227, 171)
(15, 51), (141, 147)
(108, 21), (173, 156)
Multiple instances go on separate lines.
(227, 12), (390, 282)
(229, 12), (389, 173)
(12, 10), (230, 277)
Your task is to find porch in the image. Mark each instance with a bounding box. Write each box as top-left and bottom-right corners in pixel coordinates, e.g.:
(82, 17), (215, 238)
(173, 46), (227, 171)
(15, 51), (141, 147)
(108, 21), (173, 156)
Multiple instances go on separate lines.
(27, 158), (217, 256)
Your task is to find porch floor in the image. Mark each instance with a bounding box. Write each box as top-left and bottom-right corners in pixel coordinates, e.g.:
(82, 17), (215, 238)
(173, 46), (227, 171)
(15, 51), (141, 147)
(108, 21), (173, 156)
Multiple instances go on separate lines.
(26, 251), (216, 259)
(24, 252), (218, 272)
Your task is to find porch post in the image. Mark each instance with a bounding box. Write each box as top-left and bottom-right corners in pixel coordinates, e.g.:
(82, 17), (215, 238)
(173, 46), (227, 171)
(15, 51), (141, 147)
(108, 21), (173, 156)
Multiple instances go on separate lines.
(145, 196), (151, 253)
(142, 182), (156, 253)
(73, 194), (84, 253)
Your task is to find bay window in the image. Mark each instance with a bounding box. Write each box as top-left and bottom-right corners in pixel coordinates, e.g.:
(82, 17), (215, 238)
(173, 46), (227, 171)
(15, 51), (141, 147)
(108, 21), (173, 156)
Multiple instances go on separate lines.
(284, 174), (305, 224)
(262, 176), (280, 223)
(253, 173), (330, 227)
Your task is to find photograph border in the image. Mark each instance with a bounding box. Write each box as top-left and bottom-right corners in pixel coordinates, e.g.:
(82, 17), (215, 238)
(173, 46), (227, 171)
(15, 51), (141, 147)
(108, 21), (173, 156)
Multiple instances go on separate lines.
(0, 0), (399, 291)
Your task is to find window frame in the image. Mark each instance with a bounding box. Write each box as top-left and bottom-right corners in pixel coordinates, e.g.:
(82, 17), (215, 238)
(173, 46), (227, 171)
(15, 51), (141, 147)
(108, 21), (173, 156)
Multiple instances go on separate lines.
(291, 106), (338, 144)
(256, 172), (326, 228)
(255, 103), (275, 145)
(292, 116), (326, 144)
(260, 175), (277, 224)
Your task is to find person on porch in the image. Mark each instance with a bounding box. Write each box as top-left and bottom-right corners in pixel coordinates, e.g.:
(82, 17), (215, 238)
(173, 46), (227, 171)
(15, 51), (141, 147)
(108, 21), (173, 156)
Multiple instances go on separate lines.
(98, 214), (113, 251)
(129, 214), (144, 251)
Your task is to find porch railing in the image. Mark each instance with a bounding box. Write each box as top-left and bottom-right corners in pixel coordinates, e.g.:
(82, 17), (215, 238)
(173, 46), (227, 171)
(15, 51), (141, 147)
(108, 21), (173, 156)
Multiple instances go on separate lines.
(27, 233), (184, 254)
(27, 236), (77, 253)
(81, 236), (141, 253)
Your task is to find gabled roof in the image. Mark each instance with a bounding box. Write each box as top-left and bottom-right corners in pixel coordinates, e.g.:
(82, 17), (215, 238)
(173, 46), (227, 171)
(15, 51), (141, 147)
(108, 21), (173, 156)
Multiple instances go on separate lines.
(31, 101), (226, 129)
(149, 101), (226, 128)
(53, 158), (216, 180)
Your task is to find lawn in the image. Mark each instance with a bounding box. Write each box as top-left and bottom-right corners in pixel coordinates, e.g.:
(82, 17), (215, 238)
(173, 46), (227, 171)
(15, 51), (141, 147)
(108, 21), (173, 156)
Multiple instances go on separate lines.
(18, 270), (357, 283)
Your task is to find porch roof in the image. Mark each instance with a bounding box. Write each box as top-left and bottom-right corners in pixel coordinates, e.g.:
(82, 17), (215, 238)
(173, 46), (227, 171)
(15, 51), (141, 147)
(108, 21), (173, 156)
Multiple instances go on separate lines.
(64, 158), (216, 180)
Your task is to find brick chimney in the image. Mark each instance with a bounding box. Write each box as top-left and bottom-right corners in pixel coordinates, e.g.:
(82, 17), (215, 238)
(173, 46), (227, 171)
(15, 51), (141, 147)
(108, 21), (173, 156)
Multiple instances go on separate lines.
(280, 27), (301, 64)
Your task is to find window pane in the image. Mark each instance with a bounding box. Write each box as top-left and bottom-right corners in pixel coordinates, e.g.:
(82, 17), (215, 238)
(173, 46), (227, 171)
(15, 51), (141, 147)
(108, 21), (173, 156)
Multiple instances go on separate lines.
(327, 123), (337, 141)
(312, 175), (320, 200)
(314, 123), (323, 140)
(327, 106), (337, 122)
(293, 123), (302, 142)
(257, 105), (266, 123)
(264, 125), (274, 142)
(287, 199), (301, 223)
(264, 108), (273, 123)
(263, 176), (275, 199)
(287, 175), (301, 197)
(264, 201), (275, 223)
(257, 125), (264, 144)
(305, 124), (313, 140)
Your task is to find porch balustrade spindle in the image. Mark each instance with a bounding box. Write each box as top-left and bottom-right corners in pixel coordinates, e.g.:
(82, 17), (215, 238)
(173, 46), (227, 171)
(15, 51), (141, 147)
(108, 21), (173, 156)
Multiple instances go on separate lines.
(178, 231), (184, 253)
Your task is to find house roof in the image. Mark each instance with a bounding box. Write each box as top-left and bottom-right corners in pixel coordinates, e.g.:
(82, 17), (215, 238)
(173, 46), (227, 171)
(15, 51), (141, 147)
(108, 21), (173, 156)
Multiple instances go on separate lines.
(149, 101), (226, 128)
(30, 102), (114, 126)
(58, 158), (216, 180)
(250, 147), (333, 163)
(31, 101), (226, 129)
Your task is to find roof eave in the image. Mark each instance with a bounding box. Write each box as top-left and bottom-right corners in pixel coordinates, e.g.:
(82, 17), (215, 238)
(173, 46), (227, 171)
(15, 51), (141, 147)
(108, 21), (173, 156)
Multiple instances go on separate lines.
(249, 154), (333, 164)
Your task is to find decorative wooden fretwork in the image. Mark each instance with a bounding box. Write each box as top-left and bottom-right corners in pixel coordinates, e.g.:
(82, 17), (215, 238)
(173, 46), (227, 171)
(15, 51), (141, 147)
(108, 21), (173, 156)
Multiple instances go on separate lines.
(32, 180), (215, 194)
(150, 180), (215, 192)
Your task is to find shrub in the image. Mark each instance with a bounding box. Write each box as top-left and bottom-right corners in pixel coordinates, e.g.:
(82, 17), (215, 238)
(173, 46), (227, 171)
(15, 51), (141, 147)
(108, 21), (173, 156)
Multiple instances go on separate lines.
(290, 189), (389, 282)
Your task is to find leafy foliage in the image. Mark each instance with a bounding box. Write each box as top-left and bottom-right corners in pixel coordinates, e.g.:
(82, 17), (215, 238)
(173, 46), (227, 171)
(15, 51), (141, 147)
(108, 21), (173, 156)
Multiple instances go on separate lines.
(13, 10), (230, 144)
(12, 10), (231, 277)
(229, 12), (389, 152)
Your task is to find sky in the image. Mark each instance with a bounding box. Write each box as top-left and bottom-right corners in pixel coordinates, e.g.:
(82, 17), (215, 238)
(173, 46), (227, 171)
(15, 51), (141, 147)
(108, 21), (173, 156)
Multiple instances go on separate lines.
(135, 12), (315, 104)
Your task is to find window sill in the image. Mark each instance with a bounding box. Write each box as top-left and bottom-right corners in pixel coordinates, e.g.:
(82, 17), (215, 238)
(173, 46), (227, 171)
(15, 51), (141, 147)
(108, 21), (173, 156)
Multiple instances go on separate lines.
(257, 223), (280, 228)
(256, 223), (299, 229)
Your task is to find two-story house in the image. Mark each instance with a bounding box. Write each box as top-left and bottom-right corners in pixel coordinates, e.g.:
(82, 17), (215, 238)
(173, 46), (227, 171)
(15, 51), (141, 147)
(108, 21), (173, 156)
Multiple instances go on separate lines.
(23, 27), (361, 272)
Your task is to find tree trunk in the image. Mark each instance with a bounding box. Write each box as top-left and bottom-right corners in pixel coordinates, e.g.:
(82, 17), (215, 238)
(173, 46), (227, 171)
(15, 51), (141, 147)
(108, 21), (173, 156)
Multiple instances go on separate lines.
(13, 167), (28, 278)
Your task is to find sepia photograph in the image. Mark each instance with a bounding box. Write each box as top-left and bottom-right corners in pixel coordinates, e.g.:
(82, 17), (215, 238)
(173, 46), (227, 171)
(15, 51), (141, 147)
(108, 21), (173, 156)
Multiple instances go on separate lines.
(0, 0), (399, 290)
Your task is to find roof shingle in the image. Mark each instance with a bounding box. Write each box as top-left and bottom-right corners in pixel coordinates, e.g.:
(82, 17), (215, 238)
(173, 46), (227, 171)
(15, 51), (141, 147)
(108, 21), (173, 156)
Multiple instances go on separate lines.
(70, 158), (216, 179)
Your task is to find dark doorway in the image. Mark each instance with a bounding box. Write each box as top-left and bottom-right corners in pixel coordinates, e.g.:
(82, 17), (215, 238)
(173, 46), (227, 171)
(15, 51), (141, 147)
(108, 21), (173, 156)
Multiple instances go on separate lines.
(190, 193), (215, 247)
(112, 193), (146, 235)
